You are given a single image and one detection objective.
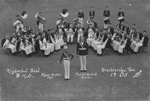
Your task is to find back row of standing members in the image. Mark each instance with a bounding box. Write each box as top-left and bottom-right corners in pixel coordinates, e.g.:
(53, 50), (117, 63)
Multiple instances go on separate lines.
(12, 6), (124, 39)
(13, 5), (125, 34)
(77, 6), (124, 19)
(77, 6), (125, 28)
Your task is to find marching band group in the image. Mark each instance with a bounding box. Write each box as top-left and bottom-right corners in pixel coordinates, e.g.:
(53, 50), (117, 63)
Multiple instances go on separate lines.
(1, 7), (149, 79)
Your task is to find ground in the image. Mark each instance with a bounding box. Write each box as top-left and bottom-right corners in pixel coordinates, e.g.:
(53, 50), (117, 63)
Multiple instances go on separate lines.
(0, 0), (150, 101)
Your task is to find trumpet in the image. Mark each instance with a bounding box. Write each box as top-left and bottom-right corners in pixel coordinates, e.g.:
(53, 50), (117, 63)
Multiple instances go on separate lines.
(87, 19), (94, 26)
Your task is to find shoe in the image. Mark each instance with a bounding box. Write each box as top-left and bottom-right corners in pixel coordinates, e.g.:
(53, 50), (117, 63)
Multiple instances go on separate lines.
(80, 70), (84, 72)
(83, 70), (86, 72)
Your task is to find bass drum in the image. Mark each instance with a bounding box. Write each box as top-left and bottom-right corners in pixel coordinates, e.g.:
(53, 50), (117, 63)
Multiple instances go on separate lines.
(104, 17), (110, 24)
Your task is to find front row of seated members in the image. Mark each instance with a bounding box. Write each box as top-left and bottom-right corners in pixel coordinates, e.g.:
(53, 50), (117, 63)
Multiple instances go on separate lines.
(1, 20), (149, 56)
(130, 30), (149, 53)
(96, 32), (112, 55)
(89, 21), (149, 55)
(112, 28), (149, 54)
(111, 28), (133, 54)
(1, 30), (57, 56)
(88, 29), (112, 55)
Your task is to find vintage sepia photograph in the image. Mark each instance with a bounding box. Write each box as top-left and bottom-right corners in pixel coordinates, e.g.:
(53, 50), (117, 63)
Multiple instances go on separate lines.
(0, 0), (150, 101)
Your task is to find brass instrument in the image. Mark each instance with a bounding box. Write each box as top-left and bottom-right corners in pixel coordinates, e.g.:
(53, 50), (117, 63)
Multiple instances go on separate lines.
(60, 9), (69, 18)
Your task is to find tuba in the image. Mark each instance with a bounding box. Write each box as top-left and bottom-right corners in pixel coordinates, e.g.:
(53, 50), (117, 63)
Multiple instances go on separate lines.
(21, 11), (28, 19)
(60, 9), (69, 18)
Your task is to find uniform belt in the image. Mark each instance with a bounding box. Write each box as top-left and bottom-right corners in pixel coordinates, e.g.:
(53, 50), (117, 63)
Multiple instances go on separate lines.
(79, 48), (86, 50)
(64, 58), (69, 60)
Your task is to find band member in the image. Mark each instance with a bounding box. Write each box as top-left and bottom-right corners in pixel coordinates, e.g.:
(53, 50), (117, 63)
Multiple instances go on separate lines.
(77, 36), (88, 72)
(26, 26), (33, 37)
(35, 12), (46, 33)
(35, 35), (42, 52)
(29, 32), (36, 46)
(111, 32), (121, 51)
(136, 28), (143, 40)
(77, 25), (85, 42)
(92, 19), (98, 29)
(96, 30), (108, 55)
(41, 32), (48, 45)
(66, 24), (75, 44)
(124, 34), (132, 53)
(56, 16), (64, 28)
(16, 37), (22, 52)
(105, 33), (112, 49)
(124, 22), (130, 35)
(103, 6), (110, 18)
(50, 29), (61, 51)
(13, 15), (24, 33)
(91, 29), (102, 50)
(103, 6), (110, 29)
(10, 33), (17, 45)
(56, 17), (69, 31)
(56, 28), (65, 47)
(131, 30), (149, 52)
(89, 7), (95, 20)
(77, 9), (84, 27)
(118, 8), (125, 23)
(116, 21), (125, 33)
(1, 35), (10, 49)
(46, 29), (55, 53)
(58, 45), (74, 80)
(86, 24), (95, 46)
(118, 35), (127, 54)
(107, 23), (114, 35)
(39, 32), (53, 55)
(142, 31), (149, 47)
(22, 27), (27, 36)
